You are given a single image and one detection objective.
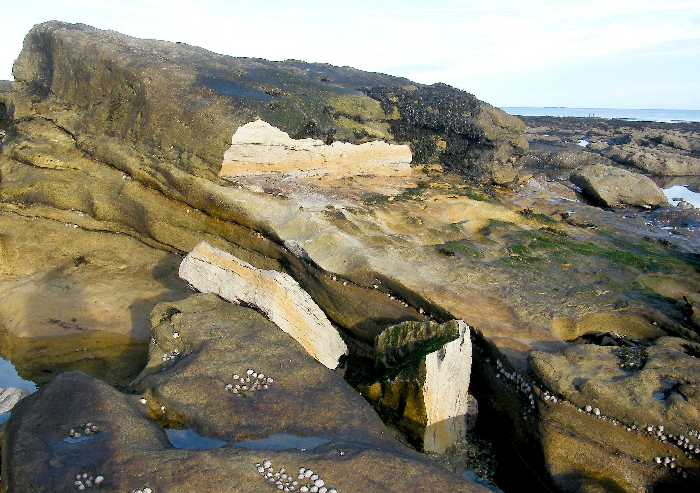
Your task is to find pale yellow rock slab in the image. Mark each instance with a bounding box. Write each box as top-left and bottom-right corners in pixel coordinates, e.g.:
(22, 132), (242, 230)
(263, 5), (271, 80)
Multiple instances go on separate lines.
(220, 119), (412, 179)
(179, 241), (348, 369)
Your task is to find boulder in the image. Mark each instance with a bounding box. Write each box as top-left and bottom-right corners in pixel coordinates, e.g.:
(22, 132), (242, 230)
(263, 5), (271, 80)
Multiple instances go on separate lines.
(220, 119), (413, 178)
(368, 320), (476, 453)
(570, 164), (667, 208)
(179, 242), (347, 369)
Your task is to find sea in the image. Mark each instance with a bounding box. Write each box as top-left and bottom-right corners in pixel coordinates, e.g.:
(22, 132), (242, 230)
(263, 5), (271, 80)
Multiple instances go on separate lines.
(501, 107), (700, 123)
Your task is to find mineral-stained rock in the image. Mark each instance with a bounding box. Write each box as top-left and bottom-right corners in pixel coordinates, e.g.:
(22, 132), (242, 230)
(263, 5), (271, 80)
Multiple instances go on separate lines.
(179, 241), (347, 369)
(220, 119), (413, 178)
(369, 320), (476, 453)
(570, 164), (668, 208)
(2, 297), (491, 492)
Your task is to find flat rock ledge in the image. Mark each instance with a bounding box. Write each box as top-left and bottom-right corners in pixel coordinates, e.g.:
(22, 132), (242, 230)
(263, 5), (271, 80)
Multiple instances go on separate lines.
(220, 119), (413, 179)
(179, 241), (348, 369)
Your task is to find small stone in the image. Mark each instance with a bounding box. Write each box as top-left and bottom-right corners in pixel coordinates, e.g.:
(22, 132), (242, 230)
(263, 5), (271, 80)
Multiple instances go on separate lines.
(314, 479), (325, 487)
(143, 488), (153, 493)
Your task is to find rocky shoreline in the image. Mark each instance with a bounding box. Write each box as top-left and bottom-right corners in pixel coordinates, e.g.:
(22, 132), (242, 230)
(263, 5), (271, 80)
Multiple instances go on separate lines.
(0, 21), (699, 492)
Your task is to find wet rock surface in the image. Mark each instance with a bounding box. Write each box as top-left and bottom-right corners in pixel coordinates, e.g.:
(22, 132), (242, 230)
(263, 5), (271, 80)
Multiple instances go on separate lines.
(3, 296), (491, 492)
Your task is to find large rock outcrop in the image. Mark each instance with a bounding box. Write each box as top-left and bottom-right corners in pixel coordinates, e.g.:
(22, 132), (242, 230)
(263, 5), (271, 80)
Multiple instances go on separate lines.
(221, 119), (413, 178)
(10, 21), (525, 178)
(2, 21), (700, 493)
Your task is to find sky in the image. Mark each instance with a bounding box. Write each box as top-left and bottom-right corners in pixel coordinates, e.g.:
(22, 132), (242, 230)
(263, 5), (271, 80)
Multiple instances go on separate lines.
(1, 0), (699, 109)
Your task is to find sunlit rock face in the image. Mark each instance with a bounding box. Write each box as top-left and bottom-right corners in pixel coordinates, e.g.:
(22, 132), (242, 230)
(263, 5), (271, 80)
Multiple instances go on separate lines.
(179, 241), (348, 369)
(423, 320), (474, 453)
(368, 320), (476, 453)
(220, 120), (413, 179)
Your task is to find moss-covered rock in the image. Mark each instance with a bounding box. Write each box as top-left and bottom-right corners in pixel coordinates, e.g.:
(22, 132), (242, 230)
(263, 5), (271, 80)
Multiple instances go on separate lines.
(11, 21), (525, 177)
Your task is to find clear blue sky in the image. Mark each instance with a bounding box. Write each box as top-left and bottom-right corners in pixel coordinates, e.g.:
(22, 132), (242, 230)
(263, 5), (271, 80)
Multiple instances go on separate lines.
(2, 0), (699, 109)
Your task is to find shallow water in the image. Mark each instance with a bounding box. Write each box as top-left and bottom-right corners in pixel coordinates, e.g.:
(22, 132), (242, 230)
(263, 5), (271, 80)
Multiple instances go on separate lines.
(663, 185), (700, 208)
(0, 356), (38, 424)
(233, 433), (331, 451)
(0, 357), (37, 393)
(165, 428), (228, 450)
(0, 329), (147, 388)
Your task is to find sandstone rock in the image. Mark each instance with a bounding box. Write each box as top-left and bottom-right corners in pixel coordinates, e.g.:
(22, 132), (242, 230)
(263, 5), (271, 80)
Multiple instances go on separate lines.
(179, 242), (347, 369)
(603, 144), (700, 176)
(570, 164), (667, 208)
(220, 119), (413, 178)
(530, 337), (700, 440)
(134, 294), (390, 445)
(0, 208), (189, 341)
(0, 388), (29, 414)
(2, 300), (490, 492)
(11, 21), (525, 178)
(424, 321), (474, 453)
(369, 320), (475, 453)
(528, 337), (700, 491)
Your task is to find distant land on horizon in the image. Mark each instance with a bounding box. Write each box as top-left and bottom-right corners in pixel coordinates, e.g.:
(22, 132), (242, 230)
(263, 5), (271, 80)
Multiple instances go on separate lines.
(502, 106), (700, 123)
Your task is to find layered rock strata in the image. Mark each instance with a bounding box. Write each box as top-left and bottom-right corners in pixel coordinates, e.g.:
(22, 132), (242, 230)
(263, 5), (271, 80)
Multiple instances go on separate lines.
(179, 242), (348, 369)
(220, 119), (413, 178)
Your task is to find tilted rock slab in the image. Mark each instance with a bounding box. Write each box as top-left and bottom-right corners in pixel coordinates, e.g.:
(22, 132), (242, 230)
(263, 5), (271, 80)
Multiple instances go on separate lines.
(220, 119), (413, 178)
(179, 241), (347, 369)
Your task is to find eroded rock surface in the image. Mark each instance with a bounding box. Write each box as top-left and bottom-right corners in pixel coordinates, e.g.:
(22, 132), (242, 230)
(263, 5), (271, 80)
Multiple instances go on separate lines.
(221, 119), (412, 178)
(179, 242), (347, 369)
